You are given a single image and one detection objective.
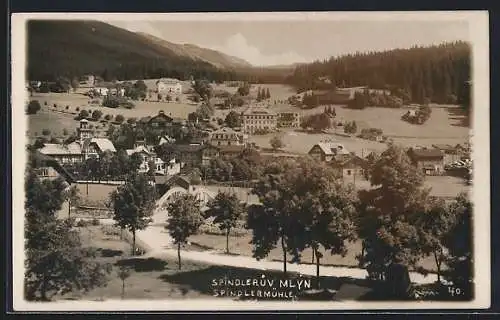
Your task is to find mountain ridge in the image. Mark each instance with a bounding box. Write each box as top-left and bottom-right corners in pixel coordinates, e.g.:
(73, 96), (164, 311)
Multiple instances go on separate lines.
(136, 32), (252, 69)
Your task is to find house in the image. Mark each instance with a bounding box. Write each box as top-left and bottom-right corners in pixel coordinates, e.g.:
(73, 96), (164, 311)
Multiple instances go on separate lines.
(156, 78), (183, 95)
(277, 112), (301, 128)
(432, 144), (462, 164)
(172, 144), (207, 168)
(148, 110), (174, 128)
(407, 148), (445, 175)
(81, 138), (116, 160)
(242, 107), (278, 134)
(32, 152), (76, 185)
(308, 142), (350, 162)
(126, 142), (181, 176)
(209, 127), (248, 146)
(38, 142), (84, 165)
(330, 154), (367, 184)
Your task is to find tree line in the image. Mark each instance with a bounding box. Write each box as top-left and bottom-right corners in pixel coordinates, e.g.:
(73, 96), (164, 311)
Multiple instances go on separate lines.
(286, 41), (471, 105)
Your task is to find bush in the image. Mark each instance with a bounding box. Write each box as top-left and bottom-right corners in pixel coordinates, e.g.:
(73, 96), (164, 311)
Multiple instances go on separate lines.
(115, 114), (125, 123)
(44, 101), (48, 106)
(91, 218), (100, 226)
(91, 110), (103, 121)
(104, 114), (112, 121)
(76, 107), (80, 112)
(65, 105), (70, 110)
(41, 129), (51, 136)
(26, 100), (41, 115)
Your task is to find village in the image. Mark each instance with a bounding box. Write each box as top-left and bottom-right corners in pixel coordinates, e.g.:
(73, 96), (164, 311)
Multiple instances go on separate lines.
(29, 74), (471, 200)
(22, 18), (475, 303)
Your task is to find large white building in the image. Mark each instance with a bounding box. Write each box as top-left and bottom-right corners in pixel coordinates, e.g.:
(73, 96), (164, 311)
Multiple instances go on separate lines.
(209, 127), (248, 146)
(156, 78), (183, 95)
(241, 107), (278, 134)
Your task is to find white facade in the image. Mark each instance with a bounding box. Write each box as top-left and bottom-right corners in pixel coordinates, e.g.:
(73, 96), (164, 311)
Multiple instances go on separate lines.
(242, 107), (278, 134)
(156, 79), (183, 95)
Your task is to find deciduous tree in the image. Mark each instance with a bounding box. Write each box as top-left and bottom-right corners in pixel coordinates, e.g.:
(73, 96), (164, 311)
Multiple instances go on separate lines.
(111, 173), (156, 255)
(205, 192), (243, 254)
(166, 194), (204, 269)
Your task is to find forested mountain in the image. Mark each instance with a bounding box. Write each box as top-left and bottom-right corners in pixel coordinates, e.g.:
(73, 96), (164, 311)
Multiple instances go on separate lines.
(286, 42), (471, 104)
(137, 32), (252, 69)
(26, 20), (245, 82)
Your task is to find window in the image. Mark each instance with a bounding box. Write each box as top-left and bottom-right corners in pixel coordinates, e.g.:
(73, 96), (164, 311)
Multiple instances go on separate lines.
(40, 168), (49, 177)
(347, 170), (352, 176)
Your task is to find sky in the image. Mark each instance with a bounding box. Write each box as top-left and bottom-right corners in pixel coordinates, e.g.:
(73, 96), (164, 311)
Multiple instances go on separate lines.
(107, 19), (470, 66)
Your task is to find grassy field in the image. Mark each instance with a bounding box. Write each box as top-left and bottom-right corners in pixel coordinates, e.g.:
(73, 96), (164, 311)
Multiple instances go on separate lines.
(55, 224), (215, 301)
(59, 224), (375, 301)
(188, 233), (439, 274)
(30, 92), (199, 120)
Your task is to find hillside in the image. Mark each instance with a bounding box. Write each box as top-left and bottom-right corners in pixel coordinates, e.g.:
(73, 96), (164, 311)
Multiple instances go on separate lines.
(137, 32), (252, 69)
(26, 20), (241, 81)
(286, 42), (471, 105)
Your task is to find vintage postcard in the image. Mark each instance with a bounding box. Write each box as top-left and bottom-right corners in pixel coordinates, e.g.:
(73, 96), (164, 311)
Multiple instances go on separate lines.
(11, 11), (490, 311)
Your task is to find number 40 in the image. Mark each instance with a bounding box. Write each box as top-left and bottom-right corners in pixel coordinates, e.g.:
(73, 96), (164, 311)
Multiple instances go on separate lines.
(448, 287), (462, 296)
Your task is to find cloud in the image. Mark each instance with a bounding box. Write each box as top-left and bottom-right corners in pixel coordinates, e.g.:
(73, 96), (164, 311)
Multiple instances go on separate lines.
(211, 33), (309, 66)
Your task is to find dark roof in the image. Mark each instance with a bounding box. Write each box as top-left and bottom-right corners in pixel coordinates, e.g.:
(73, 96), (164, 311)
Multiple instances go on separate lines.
(432, 144), (458, 153)
(33, 151), (76, 183)
(217, 145), (245, 154)
(174, 144), (206, 153)
(408, 148), (444, 159)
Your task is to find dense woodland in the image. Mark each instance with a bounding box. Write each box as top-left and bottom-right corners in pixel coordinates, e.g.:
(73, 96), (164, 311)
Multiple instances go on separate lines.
(286, 42), (471, 105)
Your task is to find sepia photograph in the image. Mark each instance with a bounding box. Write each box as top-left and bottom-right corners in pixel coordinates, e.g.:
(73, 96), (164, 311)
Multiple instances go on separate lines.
(11, 11), (490, 311)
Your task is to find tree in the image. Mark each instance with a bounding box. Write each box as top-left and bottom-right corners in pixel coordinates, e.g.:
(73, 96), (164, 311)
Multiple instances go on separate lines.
(225, 111), (242, 128)
(127, 117), (137, 125)
(166, 194), (204, 269)
(24, 168), (111, 301)
(357, 144), (431, 280)
(166, 95), (172, 102)
(443, 193), (473, 297)
(257, 87), (263, 101)
(270, 135), (284, 151)
(115, 114), (125, 124)
(266, 88), (271, 99)
(288, 159), (357, 289)
(91, 110), (103, 121)
(205, 192), (243, 254)
(64, 185), (81, 219)
(237, 83), (250, 96)
(348, 92), (368, 109)
(111, 173), (156, 256)
(104, 114), (112, 121)
(415, 197), (454, 283)
(55, 77), (71, 93)
(26, 100), (41, 115)
(42, 129), (51, 136)
(71, 77), (80, 92)
(117, 265), (131, 299)
(247, 159), (299, 274)
(79, 109), (90, 119)
(192, 79), (213, 102)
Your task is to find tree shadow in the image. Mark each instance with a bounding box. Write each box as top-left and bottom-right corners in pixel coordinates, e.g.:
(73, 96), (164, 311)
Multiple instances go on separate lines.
(116, 257), (168, 272)
(96, 248), (123, 258)
(158, 265), (375, 301)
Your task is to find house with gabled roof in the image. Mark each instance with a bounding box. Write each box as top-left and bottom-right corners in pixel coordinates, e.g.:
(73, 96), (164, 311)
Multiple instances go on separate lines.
(32, 151), (76, 185)
(308, 141), (350, 162)
(407, 147), (445, 176)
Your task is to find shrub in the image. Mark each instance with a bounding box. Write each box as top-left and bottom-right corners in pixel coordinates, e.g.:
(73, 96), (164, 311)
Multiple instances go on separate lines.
(41, 129), (51, 136)
(91, 218), (100, 226)
(115, 114), (125, 123)
(65, 105), (70, 110)
(44, 101), (48, 106)
(62, 128), (69, 136)
(104, 114), (112, 121)
(26, 100), (41, 115)
(76, 107), (80, 112)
